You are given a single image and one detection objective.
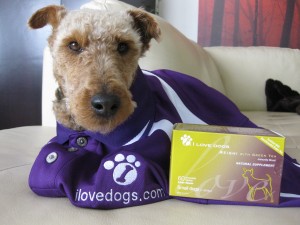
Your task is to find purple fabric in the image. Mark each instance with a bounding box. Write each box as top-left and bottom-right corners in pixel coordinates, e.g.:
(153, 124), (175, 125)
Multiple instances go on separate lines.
(29, 67), (300, 209)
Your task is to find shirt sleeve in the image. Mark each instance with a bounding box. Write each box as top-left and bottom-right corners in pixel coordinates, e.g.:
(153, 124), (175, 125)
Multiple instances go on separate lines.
(152, 69), (257, 128)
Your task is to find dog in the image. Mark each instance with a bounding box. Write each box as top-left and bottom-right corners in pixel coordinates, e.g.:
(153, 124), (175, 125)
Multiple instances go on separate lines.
(28, 5), (161, 134)
(242, 168), (274, 203)
(28, 5), (257, 209)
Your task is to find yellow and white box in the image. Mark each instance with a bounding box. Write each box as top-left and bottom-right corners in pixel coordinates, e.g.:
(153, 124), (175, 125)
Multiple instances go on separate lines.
(169, 124), (285, 205)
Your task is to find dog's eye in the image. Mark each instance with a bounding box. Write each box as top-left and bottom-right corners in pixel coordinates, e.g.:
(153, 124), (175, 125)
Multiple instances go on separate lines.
(68, 41), (83, 53)
(117, 42), (129, 54)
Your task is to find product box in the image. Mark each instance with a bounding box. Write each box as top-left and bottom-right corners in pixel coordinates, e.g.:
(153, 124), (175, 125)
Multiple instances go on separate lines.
(169, 123), (285, 205)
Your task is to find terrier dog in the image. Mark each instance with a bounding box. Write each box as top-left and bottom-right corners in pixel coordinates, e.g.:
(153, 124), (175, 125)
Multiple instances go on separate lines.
(29, 5), (161, 134)
(28, 5), (256, 209)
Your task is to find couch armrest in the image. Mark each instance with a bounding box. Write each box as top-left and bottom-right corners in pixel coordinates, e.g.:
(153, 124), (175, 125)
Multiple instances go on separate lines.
(205, 46), (300, 111)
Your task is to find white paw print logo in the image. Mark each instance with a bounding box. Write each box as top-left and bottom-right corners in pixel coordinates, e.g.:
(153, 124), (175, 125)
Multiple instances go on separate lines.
(103, 154), (141, 186)
(181, 134), (193, 146)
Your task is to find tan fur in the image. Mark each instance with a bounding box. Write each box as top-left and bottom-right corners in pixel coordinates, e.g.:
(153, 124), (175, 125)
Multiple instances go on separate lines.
(28, 6), (160, 134)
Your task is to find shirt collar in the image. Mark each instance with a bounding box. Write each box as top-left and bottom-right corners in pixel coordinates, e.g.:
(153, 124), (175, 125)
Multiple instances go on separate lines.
(56, 67), (155, 147)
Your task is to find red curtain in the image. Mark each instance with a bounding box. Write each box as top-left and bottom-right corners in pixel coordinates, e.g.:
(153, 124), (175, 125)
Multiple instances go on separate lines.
(198, 0), (300, 48)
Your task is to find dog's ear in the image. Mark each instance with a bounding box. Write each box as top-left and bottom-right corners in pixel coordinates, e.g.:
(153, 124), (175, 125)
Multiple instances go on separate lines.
(128, 9), (161, 51)
(28, 5), (67, 29)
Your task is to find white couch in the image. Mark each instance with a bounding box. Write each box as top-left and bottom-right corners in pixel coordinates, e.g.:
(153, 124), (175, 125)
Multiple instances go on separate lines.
(1, 1), (300, 224)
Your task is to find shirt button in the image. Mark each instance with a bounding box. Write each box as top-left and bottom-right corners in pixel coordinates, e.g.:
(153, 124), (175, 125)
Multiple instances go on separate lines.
(46, 152), (58, 163)
(68, 147), (78, 152)
(76, 137), (88, 147)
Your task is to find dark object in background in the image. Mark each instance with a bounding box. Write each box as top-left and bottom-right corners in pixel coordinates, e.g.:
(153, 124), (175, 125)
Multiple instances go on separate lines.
(265, 79), (300, 115)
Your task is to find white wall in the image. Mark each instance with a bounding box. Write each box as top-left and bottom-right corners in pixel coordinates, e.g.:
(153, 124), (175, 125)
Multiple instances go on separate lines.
(157, 0), (199, 41)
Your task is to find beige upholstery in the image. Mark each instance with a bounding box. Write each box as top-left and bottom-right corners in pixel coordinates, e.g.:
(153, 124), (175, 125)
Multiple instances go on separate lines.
(205, 47), (300, 111)
(1, 1), (300, 224)
(1, 112), (300, 225)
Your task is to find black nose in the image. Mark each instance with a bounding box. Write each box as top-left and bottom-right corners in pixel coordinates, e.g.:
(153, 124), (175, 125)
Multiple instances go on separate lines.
(91, 94), (120, 117)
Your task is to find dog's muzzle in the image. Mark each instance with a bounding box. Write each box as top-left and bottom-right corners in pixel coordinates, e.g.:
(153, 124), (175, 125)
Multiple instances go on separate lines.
(91, 94), (120, 118)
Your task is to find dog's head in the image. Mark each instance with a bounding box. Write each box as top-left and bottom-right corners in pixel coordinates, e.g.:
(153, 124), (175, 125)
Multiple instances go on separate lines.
(242, 168), (254, 178)
(28, 5), (161, 134)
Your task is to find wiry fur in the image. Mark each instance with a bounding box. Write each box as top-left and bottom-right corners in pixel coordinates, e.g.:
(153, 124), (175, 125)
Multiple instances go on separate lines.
(28, 5), (161, 134)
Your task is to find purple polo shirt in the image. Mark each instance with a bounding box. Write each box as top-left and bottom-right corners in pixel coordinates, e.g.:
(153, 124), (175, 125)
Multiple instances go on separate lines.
(29, 68), (300, 209)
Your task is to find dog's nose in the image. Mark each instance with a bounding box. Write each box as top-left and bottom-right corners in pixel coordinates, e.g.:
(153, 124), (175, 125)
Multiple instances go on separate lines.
(91, 94), (120, 117)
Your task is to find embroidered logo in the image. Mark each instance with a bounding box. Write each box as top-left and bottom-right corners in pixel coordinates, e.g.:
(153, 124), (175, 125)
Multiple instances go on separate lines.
(181, 134), (193, 146)
(104, 154), (141, 186)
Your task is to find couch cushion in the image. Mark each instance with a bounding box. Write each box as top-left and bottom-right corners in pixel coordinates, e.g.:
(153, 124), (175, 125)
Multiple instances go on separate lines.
(205, 47), (300, 111)
(1, 117), (300, 224)
(139, 17), (226, 94)
(243, 111), (300, 160)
